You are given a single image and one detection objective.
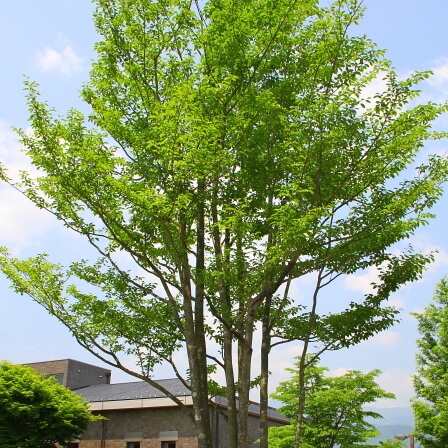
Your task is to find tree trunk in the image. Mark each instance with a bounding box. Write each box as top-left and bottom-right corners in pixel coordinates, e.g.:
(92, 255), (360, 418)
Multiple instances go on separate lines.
(211, 188), (239, 448)
(294, 273), (321, 448)
(237, 307), (257, 448)
(223, 327), (239, 448)
(187, 343), (213, 448)
(259, 294), (272, 448)
(293, 351), (309, 448)
(181, 207), (213, 448)
(259, 195), (274, 448)
(183, 296), (213, 448)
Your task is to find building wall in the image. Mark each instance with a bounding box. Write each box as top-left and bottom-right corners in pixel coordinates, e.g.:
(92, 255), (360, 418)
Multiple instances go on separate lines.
(26, 359), (287, 448)
(66, 359), (111, 390)
(27, 359), (111, 389)
(80, 407), (197, 448)
(79, 441), (196, 448)
(26, 359), (70, 387)
(78, 405), (284, 448)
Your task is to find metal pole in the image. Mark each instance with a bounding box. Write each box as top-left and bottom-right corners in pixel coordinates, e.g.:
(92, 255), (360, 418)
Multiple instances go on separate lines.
(394, 434), (414, 448)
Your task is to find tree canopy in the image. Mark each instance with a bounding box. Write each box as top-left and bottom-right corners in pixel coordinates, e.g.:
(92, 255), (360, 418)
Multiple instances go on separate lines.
(269, 356), (394, 448)
(0, 361), (99, 448)
(0, 0), (447, 447)
(379, 440), (407, 448)
(413, 277), (448, 447)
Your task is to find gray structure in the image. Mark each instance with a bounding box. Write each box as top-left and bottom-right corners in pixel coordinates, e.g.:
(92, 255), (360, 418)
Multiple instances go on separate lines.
(26, 358), (111, 390)
(28, 359), (288, 448)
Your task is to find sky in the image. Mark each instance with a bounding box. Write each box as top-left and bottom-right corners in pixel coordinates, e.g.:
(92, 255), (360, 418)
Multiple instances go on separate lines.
(0, 0), (448, 410)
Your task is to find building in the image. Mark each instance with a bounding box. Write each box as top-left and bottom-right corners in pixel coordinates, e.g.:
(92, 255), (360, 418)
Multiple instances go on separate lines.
(26, 359), (111, 389)
(29, 359), (288, 448)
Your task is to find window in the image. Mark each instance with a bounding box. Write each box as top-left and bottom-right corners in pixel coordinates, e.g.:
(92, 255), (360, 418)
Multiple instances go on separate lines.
(46, 373), (64, 384)
(126, 443), (140, 448)
(67, 444), (79, 448)
(161, 443), (176, 448)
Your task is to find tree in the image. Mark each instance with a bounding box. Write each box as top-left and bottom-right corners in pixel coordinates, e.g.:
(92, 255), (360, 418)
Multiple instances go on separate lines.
(413, 277), (448, 447)
(379, 440), (407, 448)
(0, 0), (447, 447)
(0, 361), (100, 448)
(269, 356), (394, 448)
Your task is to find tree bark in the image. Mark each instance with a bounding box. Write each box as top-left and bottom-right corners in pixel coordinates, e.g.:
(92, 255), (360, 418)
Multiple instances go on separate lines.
(259, 294), (272, 448)
(211, 186), (239, 448)
(237, 306), (257, 448)
(223, 327), (239, 448)
(181, 207), (213, 448)
(294, 272), (322, 448)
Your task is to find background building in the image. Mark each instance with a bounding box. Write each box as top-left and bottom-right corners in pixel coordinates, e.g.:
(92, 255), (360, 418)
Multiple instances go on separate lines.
(29, 359), (287, 448)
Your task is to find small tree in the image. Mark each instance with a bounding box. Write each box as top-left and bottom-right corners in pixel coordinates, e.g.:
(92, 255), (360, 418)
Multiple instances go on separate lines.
(413, 277), (448, 447)
(269, 356), (394, 448)
(379, 440), (407, 448)
(0, 361), (100, 448)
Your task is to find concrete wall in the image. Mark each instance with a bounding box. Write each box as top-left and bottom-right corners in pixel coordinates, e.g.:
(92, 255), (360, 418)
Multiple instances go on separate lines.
(27, 359), (286, 448)
(77, 404), (286, 448)
(26, 359), (70, 387)
(26, 359), (111, 389)
(66, 359), (111, 390)
(80, 407), (197, 448)
(79, 441), (196, 448)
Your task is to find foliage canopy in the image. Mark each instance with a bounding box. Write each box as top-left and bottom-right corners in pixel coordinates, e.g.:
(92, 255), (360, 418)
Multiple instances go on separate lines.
(413, 278), (448, 448)
(269, 356), (395, 448)
(0, 361), (99, 448)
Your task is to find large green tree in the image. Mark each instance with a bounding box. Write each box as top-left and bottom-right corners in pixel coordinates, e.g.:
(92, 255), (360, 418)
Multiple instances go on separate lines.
(413, 277), (448, 447)
(269, 356), (394, 448)
(0, 0), (447, 447)
(0, 361), (100, 448)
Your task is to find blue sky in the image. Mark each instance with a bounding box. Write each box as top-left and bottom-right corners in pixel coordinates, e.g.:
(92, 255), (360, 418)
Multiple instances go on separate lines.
(0, 0), (447, 409)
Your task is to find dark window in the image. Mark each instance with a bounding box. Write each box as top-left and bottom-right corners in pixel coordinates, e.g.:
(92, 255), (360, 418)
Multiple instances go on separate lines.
(126, 443), (140, 448)
(46, 373), (64, 384)
(161, 442), (176, 448)
(67, 444), (79, 448)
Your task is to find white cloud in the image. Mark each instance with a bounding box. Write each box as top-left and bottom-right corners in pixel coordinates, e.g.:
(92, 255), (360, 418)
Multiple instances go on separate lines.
(326, 366), (413, 408)
(426, 246), (448, 270)
(406, 234), (448, 281)
(407, 56), (448, 110)
(359, 70), (389, 109)
(426, 57), (448, 98)
(362, 331), (400, 347)
(342, 236), (448, 297)
(0, 123), (36, 176)
(36, 45), (83, 74)
(268, 342), (303, 390)
(343, 265), (380, 294)
(388, 295), (406, 309)
(329, 366), (351, 377)
(0, 122), (54, 253)
(298, 362), (411, 408)
(0, 188), (53, 252)
(373, 368), (413, 408)
(426, 248), (448, 275)
(410, 305), (425, 315)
